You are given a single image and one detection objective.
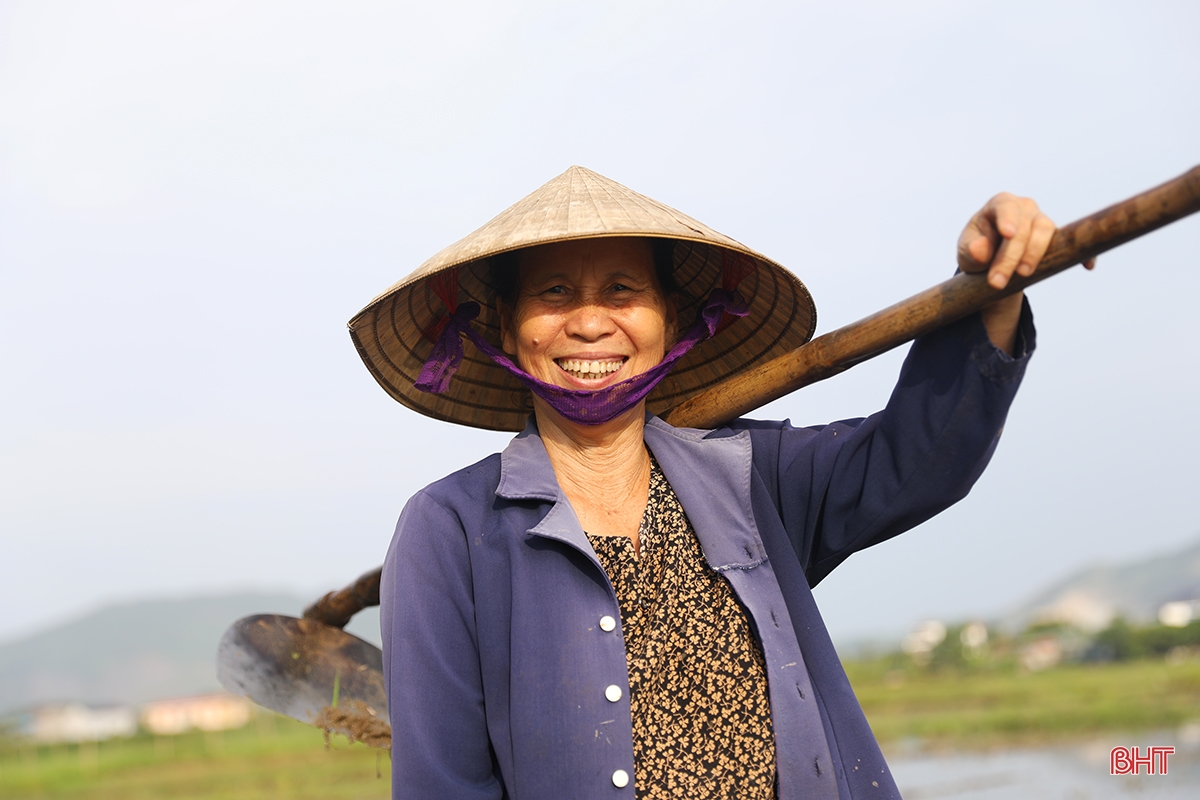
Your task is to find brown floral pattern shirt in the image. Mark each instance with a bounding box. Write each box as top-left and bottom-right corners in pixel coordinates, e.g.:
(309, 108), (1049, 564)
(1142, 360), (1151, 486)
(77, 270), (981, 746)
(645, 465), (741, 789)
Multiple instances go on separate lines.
(585, 456), (777, 799)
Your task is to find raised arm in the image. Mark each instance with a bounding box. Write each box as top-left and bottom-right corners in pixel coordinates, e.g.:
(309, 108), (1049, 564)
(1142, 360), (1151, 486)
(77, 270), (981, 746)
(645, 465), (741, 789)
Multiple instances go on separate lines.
(743, 194), (1070, 583)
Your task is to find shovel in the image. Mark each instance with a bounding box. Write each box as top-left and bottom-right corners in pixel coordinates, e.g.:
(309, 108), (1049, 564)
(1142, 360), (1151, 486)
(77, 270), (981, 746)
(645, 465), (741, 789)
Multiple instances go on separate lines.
(217, 165), (1200, 747)
(216, 568), (389, 748)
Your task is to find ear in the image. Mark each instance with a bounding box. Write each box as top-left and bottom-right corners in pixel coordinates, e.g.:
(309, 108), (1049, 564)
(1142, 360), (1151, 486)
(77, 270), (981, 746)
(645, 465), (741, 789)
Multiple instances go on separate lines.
(664, 293), (679, 348)
(497, 297), (516, 355)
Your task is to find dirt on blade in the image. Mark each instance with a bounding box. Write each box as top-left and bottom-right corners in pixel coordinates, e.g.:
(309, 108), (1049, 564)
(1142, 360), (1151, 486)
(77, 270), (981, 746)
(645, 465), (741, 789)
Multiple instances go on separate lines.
(314, 698), (393, 750)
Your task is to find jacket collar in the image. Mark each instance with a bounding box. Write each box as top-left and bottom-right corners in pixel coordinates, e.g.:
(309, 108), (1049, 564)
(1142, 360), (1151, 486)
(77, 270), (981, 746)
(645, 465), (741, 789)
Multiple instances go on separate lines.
(643, 417), (765, 570)
(496, 416), (591, 554)
(496, 416), (560, 503)
(496, 415), (765, 571)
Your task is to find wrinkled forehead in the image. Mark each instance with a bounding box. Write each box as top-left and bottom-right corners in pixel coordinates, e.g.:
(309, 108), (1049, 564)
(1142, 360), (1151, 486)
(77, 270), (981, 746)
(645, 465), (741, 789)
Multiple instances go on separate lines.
(518, 237), (657, 282)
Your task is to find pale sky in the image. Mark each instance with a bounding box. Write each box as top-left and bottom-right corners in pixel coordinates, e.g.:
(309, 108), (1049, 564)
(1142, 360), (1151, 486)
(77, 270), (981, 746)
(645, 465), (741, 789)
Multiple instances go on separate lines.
(1, 0), (1198, 647)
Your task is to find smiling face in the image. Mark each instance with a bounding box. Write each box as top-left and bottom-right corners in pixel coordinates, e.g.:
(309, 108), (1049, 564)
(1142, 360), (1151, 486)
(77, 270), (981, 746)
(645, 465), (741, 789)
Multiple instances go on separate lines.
(498, 237), (676, 405)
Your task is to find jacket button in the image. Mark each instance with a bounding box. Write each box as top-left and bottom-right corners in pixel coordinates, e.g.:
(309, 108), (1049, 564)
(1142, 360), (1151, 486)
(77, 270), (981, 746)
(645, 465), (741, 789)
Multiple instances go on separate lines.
(605, 685), (623, 702)
(599, 615), (616, 632)
(612, 769), (630, 788)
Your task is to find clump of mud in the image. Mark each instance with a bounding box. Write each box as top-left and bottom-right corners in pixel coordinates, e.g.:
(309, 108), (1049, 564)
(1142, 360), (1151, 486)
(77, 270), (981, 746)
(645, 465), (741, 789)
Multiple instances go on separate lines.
(314, 699), (392, 750)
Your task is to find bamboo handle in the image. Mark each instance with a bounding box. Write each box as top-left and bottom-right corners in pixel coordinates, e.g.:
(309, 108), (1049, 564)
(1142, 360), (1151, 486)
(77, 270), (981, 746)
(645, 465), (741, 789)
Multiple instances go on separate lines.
(302, 566), (383, 629)
(666, 165), (1200, 430)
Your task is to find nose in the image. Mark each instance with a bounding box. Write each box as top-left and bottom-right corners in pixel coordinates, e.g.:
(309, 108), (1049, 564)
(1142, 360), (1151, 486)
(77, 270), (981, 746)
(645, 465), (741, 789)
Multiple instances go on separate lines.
(563, 299), (616, 341)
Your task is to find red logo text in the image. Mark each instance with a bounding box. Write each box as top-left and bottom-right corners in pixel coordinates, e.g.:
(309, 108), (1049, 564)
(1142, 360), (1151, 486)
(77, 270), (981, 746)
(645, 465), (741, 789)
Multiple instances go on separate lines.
(1110, 746), (1174, 776)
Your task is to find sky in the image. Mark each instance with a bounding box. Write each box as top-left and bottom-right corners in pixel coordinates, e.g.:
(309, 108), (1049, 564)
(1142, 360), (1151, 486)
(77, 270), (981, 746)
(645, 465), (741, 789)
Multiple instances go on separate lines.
(1, 0), (1198, 648)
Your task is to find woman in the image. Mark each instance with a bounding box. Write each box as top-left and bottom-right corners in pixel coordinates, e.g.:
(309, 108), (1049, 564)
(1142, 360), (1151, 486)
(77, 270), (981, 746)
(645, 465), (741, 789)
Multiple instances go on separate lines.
(350, 166), (1054, 799)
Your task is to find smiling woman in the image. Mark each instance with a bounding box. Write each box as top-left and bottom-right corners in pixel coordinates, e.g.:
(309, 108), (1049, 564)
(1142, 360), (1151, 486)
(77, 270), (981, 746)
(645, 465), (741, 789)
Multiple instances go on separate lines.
(349, 165), (1050, 800)
(499, 239), (675, 407)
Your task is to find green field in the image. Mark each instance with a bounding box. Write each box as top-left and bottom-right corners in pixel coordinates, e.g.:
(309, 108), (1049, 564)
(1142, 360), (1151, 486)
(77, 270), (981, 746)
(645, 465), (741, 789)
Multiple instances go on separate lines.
(4, 658), (1200, 797)
(0, 715), (389, 800)
(846, 656), (1200, 749)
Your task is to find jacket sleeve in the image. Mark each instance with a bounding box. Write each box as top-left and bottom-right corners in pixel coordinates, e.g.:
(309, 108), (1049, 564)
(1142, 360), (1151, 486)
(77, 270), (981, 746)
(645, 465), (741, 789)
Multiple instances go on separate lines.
(743, 303), (1036, 587)
(381, 490), (504, 799)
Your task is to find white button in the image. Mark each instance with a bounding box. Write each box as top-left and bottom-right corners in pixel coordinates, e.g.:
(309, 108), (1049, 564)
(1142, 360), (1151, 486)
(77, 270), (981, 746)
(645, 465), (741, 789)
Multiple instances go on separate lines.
(612, 769), (630, 788)
(605, 684), (623, 702)
(599, 615), (616, 632)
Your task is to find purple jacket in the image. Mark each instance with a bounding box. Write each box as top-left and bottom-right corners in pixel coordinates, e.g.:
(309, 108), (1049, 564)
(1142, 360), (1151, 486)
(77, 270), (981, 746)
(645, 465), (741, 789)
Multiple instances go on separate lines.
(381, 307), (1034, 799)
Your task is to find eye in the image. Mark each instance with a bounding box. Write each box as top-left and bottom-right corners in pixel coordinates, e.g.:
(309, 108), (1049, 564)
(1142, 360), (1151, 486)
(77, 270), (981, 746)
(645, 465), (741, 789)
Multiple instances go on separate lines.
(543, 285), (568, 295)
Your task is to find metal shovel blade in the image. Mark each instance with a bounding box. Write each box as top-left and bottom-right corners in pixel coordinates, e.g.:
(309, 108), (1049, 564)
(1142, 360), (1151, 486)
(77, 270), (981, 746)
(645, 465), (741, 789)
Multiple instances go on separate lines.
(217, 614), (391, 748)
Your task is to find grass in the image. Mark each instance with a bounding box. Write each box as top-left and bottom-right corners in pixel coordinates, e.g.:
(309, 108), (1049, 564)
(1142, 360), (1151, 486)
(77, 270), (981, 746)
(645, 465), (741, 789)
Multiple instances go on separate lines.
(4, 658), (1199, 796)
(0, 714), (390, 799)
(845, 656), (1200, 749)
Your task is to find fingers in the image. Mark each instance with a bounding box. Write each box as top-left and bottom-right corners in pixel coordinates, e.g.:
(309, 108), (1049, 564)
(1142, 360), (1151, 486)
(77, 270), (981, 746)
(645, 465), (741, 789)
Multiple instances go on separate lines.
(992, 206), (1056, 287)
(957, 209), (1000, 274)
(959, 193), (1057, 290)
(1019, 214), (1057, 276)
(987, 195), (1039, 288)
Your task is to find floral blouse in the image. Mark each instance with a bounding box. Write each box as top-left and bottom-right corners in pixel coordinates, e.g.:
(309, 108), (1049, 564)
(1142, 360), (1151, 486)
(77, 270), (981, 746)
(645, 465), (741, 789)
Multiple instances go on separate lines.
(586, 456), (776, 799)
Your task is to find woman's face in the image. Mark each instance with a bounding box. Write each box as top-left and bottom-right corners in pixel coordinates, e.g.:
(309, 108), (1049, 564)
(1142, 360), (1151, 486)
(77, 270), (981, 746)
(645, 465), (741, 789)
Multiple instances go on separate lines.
(499, 238), (676, 396)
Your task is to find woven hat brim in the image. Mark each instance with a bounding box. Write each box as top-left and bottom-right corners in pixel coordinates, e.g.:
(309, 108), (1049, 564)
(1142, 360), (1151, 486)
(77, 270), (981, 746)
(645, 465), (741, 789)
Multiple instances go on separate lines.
(349, 167), (816, 431)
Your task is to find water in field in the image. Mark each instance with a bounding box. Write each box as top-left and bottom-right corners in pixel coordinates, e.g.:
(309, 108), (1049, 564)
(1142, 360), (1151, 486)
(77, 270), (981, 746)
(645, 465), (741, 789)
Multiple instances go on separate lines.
(888, 726), (1200, 799)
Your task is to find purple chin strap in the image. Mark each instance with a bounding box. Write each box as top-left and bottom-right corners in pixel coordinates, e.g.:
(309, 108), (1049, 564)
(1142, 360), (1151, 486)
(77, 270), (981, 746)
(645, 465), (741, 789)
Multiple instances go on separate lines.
(415, 286), (749, 426)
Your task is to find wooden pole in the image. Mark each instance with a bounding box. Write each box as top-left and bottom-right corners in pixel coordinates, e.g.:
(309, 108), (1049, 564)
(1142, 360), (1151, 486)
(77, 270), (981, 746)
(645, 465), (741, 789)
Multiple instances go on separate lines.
(302, 567), (382, 629)
(665, 165), (1200, 430)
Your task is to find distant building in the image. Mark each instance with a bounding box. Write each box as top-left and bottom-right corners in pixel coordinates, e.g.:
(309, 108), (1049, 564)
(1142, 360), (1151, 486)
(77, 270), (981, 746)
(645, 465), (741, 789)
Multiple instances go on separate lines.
(18, 703), (137, 743)
(1030, 589), (1115, 632)
(1019, 636), (1063, 672)
(1158, 599), (1200, 628)
(901, 620), (947, 666)
(139, 692), (252, 735)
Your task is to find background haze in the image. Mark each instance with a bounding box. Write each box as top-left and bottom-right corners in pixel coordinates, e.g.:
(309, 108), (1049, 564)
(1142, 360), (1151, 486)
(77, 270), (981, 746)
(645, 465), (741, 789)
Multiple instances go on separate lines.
(1, 0), (1198, 649)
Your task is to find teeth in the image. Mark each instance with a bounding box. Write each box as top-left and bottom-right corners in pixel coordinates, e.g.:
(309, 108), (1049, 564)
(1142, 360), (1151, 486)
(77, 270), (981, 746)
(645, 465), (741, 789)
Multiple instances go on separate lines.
(556, 358), (624, 377)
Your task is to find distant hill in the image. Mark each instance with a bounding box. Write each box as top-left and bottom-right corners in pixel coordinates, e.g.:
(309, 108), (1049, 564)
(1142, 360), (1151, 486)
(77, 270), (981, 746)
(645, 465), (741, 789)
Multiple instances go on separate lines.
(1001, 537), (1200, 632)
(7, 539), (1199, 714)
(0, 593), (382, 714)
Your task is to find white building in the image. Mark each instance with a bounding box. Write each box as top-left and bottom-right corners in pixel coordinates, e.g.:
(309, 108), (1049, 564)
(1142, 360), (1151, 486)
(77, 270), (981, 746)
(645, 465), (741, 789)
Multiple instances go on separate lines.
(139, 692), (252, 735)
(21, 703), (138, 743)
(1158, 599), (1200, 628)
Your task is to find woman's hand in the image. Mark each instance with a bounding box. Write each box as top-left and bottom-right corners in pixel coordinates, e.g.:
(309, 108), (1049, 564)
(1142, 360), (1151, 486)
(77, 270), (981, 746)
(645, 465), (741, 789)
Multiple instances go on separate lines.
(959, 193), (1069, 288)
(956, 192), (1095, 354)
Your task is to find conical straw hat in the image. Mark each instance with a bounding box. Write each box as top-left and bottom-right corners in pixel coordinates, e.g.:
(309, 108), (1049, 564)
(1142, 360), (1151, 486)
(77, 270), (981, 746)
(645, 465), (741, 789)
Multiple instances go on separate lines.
(349, 166), (816, 431)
